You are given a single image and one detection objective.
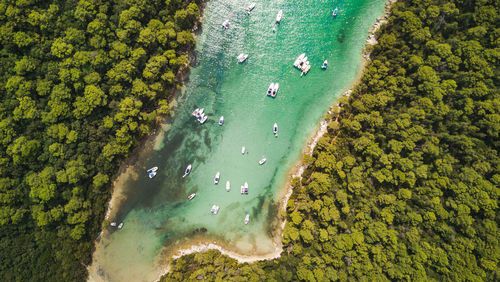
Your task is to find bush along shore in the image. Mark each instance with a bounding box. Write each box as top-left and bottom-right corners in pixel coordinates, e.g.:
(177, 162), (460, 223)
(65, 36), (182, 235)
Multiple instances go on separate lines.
(0, 0), (202, 280)
(162, 0), (499, 280)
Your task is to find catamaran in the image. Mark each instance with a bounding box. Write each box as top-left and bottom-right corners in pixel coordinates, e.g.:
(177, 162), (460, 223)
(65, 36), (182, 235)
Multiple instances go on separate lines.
(219, 116), (224, 125)
(214, 172), (220, 184)
(246, 2), (256, 14)
(188, 193), (196, 200)
(222, 20), (230, 29)
(237, 53), (248, 63)
(271, 83), (279, 97)
(226, 181), (231, 192)
(183, 164), (192, 178)
(210, 205), (220, 214)
(273, 123), (278, 136)
(321, 60), (328, 69)
(259, 158), (267, 165)
(276, 10), (283, 23)
(245, 214), (250, 224)
(267, 83), (275, 96)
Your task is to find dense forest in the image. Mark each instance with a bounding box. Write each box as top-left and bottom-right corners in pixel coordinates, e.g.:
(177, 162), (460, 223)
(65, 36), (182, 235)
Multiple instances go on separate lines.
(163, 0), (499, 280)
(0, 0), (200, 280)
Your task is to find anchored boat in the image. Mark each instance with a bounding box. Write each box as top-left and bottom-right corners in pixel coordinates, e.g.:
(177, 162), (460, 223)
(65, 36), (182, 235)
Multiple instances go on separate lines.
(321, 60), (328, 69)
(273, 123), (278, 136)
(188, 193), (196, 200)
(226, 181), (231, 192)
(210, 205), (220, 214)
(267, 83), (275, 96)
(147, 166), (158, 178)
(245, 214), (250, 224)
(333, 8), (338, 17)
(117, 222), (123, 229)
(222, 20), (230, 29)
(219, 116), (224, 125)
(214, 172), (220, 184)
(241, 146), (246, 154)
(276, 10), (283, 23)
(259, 158), (267, 165)
(271, 83), (279, 97)
(237, 53), (248, 63)
(183, 164), (192, 178)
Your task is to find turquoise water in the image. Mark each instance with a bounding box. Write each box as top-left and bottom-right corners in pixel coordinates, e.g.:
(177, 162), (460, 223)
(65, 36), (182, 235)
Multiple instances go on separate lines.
(88, 0), (387, 281)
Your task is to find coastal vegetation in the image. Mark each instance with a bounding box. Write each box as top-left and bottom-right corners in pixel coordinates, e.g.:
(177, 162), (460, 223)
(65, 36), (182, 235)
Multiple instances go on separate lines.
(163, 0), (499, 280)
(0, 0), (200, 280)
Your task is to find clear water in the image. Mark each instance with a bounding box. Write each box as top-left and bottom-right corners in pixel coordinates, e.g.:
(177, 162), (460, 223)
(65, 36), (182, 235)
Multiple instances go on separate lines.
(88, 0), (387, 281)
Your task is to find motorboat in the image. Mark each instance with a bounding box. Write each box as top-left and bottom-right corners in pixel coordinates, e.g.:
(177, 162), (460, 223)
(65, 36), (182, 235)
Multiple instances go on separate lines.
(118, 222), (123, 229)
(210, 205), (220, 214)
(226, 181), (231, 192)
(241, 146), (246, 154)
(273, 123), (278, 136)
(333, 8), (338, 17)
(246, 2), (256, 14)
(199, 115), (208, 124)
(188, 193), (196, 200)
(301, 64), (311, 76)
(222, 20), (230, 29)
(321, 60), (328, 69)
(214, 172), (220, 184)
(271, 83), (279, 97)
(237, 53), (248, 63)
(219, 116), (224, 125)
(276, 10), (283, 23)
(259, 158), (267, 165)
(148, 170), (157, 178)
(245, 214), (250, 224)
(147, 167), (158, 173)
(110, 222), (117, 227)
(183, 164), (192, 178)
(294, 53), (306, 67)
(192, 108), (200, 117)
(267, 83), (275, 96)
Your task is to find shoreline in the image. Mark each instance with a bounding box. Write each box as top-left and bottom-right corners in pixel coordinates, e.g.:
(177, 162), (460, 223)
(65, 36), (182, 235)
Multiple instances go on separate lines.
(155, 0), (396, 279)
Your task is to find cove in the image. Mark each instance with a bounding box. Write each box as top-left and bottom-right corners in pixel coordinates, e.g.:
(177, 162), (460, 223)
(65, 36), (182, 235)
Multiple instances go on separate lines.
(88, 0), (387, 281)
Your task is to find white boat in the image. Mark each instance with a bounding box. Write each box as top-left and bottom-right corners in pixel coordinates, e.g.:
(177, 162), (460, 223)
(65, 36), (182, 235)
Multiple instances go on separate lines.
(192, 108), (200, 117)
(271, 83), (279, 97)
(333, 8), (338, 17)
(222, 20), (230, 29)
(199, 108), (204, 115)
(148, 171), (157, 178)
(241, 146), (246, 154)
(267, 83), (275, 96)
(237, 53), (248, 63)
(210, 205), (220, 214)
(226, 181), (231, 192)
(245, 214), (250, 224)
(147, 166), (158, 173)
(321, 60), (328, 69)
(118, 222), (123, 229)
(214, 172), (220, 184)
(199, 115), (208, 124)
(188, 193), (196, 200)
(246, 2), (256, 14)
(259, 158), (267, 165)
(110, 222), (117, 227)
(219, 116), (224, 125)
(294, 53), (306, 67)
(276, 10), (283, 23)
(240, 183), (248, 194)
(301, 64), (311, 76)
(273, 123), (278, 136)
(183, 164), (192, 178)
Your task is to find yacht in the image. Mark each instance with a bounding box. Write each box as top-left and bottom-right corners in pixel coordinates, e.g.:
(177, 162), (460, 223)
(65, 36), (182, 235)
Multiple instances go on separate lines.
(188, 193), (196, 200)
(183, 164), (192, 178)
(245, 214), (250, 224)
(294, 53), (306, 67)
(214, 172), (220, 184)
(210, 205), (220, 214)
(118, 222), (123, 229)
(333, 8), (338, 17)
(237, 53), (248, 63)
(219, 116), (224, 125)
(273, 123), (278, 136)
(267, 83), (275, 96)
(276, 10), (283, 23)
(226, 181), (231, 192)
(222, 20), (230, 29)
(259, 158), (267, 165)
(271, 83), (279, 97)
(321, 60), (328, 69)
(241, 146), (246, 154)
(199, 114), (208, 124)
(246, 2), (256, 14)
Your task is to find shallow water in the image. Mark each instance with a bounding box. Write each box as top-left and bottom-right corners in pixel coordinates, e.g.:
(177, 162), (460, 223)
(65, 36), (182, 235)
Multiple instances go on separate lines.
(88, 0), (387, 281)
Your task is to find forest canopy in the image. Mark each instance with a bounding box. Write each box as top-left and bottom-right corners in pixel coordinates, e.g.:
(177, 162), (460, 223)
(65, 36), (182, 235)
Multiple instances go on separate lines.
(162, 0), (499, 280)
(0, 0), (201, 280)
